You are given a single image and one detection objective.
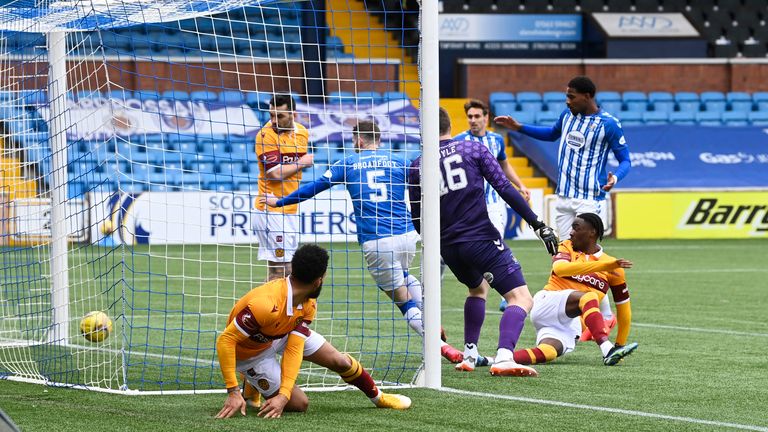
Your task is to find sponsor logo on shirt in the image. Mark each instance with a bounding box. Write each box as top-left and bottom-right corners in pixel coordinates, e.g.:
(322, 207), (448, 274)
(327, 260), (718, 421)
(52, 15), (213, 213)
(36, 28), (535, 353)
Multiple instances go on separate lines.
(566, 131), (586, 149)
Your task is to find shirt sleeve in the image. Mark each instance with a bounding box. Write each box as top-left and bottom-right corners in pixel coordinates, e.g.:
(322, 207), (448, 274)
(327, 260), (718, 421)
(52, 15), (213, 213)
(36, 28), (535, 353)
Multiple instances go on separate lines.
(607, 120), (631, 181)
(475, 142), (539, 225)
(278, 301), (316, 399)
(216, 322), (250, 389)
(552, 259), (620, 277)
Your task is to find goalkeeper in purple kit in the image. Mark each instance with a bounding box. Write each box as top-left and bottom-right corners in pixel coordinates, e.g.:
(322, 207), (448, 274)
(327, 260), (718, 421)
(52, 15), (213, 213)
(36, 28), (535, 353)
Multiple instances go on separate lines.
(408, 108), (559, 376)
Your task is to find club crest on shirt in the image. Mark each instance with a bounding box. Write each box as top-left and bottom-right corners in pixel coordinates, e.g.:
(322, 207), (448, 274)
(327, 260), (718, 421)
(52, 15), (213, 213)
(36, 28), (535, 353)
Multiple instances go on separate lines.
(566, 131), (586, 149)
(275, 248), (285, 258)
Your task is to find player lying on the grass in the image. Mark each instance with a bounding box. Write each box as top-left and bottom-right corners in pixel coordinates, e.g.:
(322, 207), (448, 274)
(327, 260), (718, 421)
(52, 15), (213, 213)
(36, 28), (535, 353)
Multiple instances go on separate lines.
(408, 107), (559, 377)
(512, 213), (638, 366)
(216, 244), (410, 420)
(261, 120), (464, 364)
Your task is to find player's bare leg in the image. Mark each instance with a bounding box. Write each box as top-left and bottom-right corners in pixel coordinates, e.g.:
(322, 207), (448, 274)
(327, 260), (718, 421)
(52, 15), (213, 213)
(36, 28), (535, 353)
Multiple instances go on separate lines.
(304, 342), (411, 409)
(266, 261), (290, 282)
(489, 284), (538, 377)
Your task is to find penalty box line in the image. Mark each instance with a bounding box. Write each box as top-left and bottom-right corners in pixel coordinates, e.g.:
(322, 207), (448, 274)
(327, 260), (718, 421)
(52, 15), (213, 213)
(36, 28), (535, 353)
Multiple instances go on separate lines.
(440, 387), (768, 432)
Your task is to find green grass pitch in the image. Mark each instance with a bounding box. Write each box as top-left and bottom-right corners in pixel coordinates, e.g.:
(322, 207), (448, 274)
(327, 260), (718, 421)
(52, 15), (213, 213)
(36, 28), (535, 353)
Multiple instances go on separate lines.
(1, 238), (767, 431)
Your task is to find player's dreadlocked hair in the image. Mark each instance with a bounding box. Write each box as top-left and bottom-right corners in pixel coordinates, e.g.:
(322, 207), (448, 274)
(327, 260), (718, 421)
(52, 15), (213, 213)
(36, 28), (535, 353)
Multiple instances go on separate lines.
(577, 213), (604, 241)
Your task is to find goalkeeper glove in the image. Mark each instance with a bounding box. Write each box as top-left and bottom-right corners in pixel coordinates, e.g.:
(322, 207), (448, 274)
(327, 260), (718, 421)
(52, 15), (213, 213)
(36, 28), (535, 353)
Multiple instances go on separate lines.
(530, 220), (559, 256)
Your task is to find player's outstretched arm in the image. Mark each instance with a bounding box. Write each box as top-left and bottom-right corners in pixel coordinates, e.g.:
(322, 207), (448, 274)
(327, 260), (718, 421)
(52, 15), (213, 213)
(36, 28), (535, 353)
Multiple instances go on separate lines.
(270, 178), (333, 207)
(552, 258), (624, 277)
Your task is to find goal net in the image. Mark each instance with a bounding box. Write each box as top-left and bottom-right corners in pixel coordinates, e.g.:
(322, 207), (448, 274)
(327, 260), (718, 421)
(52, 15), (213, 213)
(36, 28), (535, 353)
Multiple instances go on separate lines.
(0, 0), (430, 394)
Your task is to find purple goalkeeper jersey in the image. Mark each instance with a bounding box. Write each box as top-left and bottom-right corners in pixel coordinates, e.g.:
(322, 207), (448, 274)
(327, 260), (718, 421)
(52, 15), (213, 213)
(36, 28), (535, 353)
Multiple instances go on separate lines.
(409, 139), (540, 246)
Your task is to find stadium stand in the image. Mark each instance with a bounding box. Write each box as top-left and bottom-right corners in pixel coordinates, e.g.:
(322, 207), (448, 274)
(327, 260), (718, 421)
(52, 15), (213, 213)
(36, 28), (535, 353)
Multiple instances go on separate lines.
(439, 0), (768, 58)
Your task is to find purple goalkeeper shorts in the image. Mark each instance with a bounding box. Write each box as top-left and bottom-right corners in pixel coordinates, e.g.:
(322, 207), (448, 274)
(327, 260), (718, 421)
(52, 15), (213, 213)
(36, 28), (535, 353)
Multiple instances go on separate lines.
(441, 238), (526, 296)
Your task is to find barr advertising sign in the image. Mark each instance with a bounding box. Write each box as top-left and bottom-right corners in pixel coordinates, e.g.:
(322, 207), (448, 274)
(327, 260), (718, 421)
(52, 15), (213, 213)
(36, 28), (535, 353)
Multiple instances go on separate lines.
(615, 191), (768, 239)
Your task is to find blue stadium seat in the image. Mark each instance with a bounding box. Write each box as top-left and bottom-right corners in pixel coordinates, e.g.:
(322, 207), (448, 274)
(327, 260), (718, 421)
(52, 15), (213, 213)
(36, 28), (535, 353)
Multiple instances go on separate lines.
(68, 181), (87, 199)
(696, 111), (722, 126)
(619, 110), (644, 126)
(229, 142), (250, 156)
(701, 91), (727, 112)
(218, 160), (247, 175)
(516, 92), (542, 111)
(199, 142), (229, 156)
(188, 161), (216, 173)
(492, 101), (516, 116)
(489, 92), (515, 105)
(207, 181), (235, 192)
(600, 101), (623, 114)
(648, 91), (673, 103)
(542, 91), (564, 112)
(726, 92), (753, 112)
(510, 111), (535, 125)
(721, 111), (749, 126)
(675, 92), (701, 112)
(643, 111), (668, 125)
(596, 91), (621, 102)
(622, 91), (648, 112)
(669, 111), (696, 125)
(89, 181), (118, 194)
(535, 111), (560, 126)
(748, 111), (768, 126)
(175, 141), (198, 155)
(754, 92), (768, 111)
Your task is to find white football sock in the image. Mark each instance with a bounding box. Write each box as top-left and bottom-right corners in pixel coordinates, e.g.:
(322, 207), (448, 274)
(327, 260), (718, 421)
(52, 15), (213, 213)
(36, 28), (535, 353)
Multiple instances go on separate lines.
(405, 275), (423, 308)
(464, 343), (479, 361)
(600, 341), (614, 357)
(404, 306), (424, 336)
(495, 347), (513, 363)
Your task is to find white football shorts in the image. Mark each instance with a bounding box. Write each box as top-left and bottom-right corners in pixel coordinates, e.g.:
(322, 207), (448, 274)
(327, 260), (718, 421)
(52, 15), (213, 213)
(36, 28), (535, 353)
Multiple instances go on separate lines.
(235, 329), (326, 397)
(529, 289), (581, 355)
(361, 230), (420, 292)
(554, 196), (608, 240)
(252, 210), (300, 262)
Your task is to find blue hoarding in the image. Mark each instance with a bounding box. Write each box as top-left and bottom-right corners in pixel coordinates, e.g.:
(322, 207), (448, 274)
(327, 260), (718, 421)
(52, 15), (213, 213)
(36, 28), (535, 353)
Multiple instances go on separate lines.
(509, 125), (768, 189)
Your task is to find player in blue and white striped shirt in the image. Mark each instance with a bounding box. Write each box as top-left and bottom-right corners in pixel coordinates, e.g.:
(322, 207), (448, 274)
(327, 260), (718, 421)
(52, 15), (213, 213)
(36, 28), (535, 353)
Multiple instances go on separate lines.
(454, 99), (530, 238)
(495, 76), (631, 239)
(495, 76), (631, 326)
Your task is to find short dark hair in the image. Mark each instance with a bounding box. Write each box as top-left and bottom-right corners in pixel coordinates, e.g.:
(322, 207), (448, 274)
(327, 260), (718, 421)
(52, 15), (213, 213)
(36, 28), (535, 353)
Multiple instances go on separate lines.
(567, 76), (597, 98)
(352, 120), (380, 144)
(439, 107), (451, 135)
(290, 244), (329, 284)
(269, 94), (295, 112)
(464, 99), (489, 116)
(577, 212), (605, 241)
